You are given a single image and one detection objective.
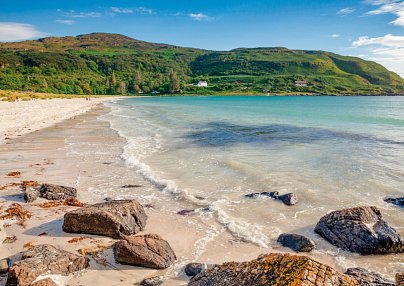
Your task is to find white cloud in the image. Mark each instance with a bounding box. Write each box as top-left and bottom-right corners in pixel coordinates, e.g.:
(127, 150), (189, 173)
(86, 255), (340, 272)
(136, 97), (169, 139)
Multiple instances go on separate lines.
(351, 34), (404, 77)
(331, 34), (340, 38)
(189, 13), (212, 21)
(136, 7), (153, 15)
(111, 7), (133, 14)
(337, 7), (356, 15)
(55, 19), (75, 25)
(352, 34), (404, 47)
(110, 7), (152, 15)
(365, 0), (404, 27)
(57, 9), (101, 18)
(0, 22), (47, 42)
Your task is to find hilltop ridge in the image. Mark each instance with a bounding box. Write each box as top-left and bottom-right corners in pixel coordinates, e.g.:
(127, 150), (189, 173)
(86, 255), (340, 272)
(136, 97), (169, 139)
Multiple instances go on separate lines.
(0, 32), (403, 95)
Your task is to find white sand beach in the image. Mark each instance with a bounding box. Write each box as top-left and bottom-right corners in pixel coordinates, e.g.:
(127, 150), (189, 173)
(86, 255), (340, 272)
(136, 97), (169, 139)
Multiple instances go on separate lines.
(0, 98), (111, 145)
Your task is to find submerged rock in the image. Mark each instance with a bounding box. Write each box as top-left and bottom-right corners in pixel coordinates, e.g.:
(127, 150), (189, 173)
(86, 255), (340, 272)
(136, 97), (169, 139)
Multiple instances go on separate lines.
(314, 206), (404, 254)
(63, 200), (147, 239)
(184, 263), (206, 277)
(122, 184), (143, 188)
(345, 268), (394, 286)
(244, 191), (279, 199)
(39, 183), (77, 201)
(188, 253), (359, 286)
(278, 193), (298, 206)
(277, 233), (315, 252)
(384, 197), (404, 207)
(114, 234), (176, 269)
(244, 191), (297, 206)
(6, 244), (89, 286)
(140, 276), (164, 286)
(177, 209), (196, 216)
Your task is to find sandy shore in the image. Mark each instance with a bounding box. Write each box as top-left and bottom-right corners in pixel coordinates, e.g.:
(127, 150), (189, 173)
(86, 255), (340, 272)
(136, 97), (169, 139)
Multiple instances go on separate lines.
(0, 99), (400, 285)
(0, 98), (114, 145)
(0, 103), (264, 286)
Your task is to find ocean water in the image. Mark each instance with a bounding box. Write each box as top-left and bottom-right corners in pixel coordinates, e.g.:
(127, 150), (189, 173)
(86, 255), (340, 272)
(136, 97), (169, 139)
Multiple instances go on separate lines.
(103, 96), (404, 276)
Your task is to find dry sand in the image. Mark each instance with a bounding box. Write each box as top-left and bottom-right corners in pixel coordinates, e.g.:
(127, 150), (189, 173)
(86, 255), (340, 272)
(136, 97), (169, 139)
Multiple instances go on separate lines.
(0, 98), (111, 145)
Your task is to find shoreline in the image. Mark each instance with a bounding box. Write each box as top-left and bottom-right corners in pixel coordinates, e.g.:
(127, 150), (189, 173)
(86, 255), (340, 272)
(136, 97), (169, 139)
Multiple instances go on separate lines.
(0, 103), (265, 285)
(0, 99), (401, 285)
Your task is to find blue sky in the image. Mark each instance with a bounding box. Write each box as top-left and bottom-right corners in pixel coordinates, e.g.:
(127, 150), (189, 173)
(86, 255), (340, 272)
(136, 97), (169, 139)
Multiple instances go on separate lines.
(1, 0), (404, 76)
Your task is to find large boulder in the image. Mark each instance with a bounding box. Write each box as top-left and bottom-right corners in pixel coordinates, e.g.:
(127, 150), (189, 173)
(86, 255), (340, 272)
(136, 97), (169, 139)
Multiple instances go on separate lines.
(314, 206), (404, 254)
(6, 244), (89, 286)
(345, 268), (394, 286)
(39, 183), (77, 201)
(188, 253), (359, 286)
(114, 234), (176, 269)
(63, 200), (147, 239)
(277, 233), (315, 252)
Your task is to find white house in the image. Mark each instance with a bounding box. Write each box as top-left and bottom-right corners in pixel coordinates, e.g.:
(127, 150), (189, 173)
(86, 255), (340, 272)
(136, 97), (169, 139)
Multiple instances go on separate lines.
(295, 80), (308, 87)
(196, 81), (208, 87)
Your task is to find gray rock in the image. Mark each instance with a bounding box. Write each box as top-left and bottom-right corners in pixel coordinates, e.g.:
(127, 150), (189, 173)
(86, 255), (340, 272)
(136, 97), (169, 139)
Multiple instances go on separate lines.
(185, 263), (206, 277)
(345, 268), (394, 286)
(39, 183), (77, 201)
(6, 244), (89, 286)
(114, 234), (176, 269)
(140, 276), (164, 286)
(314, 206), (404, 254)
(384, 197), (404, 207)
(24, 188), (40, 203)
(278, 193), (298, 206)
(277, 233), (315, 252)
(244, 191), (279, 199)
(63, 200), (147, 239)
(245, 191), (297, 206)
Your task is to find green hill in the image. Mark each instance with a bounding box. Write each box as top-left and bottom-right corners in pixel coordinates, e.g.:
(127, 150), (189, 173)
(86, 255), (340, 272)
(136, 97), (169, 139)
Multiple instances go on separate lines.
(0, 33), (403, 95)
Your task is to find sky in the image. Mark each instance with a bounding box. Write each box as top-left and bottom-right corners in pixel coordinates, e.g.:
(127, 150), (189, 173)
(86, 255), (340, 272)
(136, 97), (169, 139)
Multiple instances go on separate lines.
(1, 0), (404, 77)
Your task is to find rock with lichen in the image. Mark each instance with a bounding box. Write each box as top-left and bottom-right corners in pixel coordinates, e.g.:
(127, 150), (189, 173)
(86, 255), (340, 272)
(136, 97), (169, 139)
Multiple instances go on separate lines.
(188, 253), (360, 286)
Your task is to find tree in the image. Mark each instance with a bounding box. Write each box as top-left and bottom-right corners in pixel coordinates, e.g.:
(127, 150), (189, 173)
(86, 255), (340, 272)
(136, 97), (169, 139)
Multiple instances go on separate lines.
(169, 69), (180, 94)
(118, 81), (126, 95)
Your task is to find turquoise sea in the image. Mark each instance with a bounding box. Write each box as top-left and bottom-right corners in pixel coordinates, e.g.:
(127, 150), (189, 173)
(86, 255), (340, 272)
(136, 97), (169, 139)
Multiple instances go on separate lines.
(104, 96), (404, 276)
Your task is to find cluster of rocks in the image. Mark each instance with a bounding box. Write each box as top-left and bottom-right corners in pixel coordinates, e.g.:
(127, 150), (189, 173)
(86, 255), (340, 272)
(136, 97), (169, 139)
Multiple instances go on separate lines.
(3, 193), (177, 286)
(3, 181), (403, 285)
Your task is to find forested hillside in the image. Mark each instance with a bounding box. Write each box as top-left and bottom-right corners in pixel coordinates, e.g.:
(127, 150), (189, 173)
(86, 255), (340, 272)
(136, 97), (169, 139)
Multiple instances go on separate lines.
(0, 33), (403, 95)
